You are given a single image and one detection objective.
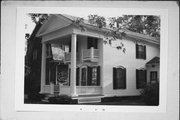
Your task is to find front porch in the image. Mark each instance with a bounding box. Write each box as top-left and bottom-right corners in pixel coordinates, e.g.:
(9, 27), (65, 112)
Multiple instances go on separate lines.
(39, 33), (103, 97)
(42, 85), (103, 96)
(36, 14), (104, 97)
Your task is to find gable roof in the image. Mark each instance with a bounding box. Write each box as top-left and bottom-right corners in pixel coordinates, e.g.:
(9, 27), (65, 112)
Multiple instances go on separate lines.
(37, 14), (160, 45)
(146, 57), (160, 65)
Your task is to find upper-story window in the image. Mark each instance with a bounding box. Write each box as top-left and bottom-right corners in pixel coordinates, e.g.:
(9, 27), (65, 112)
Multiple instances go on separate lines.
(113, 66), (126, 89)
(136, 43), (146, 59)
(87, 37), (98, 49)
(136, 68), (147, 89)
(46, 43), (52, 58)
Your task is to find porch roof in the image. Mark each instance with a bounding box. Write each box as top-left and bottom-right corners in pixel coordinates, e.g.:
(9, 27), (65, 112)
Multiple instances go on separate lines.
(146, 57), (160, 65)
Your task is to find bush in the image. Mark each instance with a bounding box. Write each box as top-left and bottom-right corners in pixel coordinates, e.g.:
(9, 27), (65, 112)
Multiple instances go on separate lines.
(48, 94), (72, 104)
(140, 82), (159, 105)
(27, 92), (45, 102)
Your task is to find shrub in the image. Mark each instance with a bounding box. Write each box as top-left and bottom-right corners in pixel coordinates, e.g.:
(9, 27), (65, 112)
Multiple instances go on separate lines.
(27, 92), (45, 103)
(48, 94), (72, 104)
(140, 82), (159, 105)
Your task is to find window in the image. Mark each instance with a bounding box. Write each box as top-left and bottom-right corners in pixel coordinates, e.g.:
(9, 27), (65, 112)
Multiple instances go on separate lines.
(76, 67), (80, 86)
(46, 43), (52, 58)
(87, 66), (100, 86)
(136, 44), (146, 59)
(136, 69), (147, 89)
(113, 66), (126, 89)
(45, 58), (51, 85)
(81, 67), (87, 86)
(150, 71), (158, 82)
(57, 65), (68, 85)
(87, 37), (98, 49)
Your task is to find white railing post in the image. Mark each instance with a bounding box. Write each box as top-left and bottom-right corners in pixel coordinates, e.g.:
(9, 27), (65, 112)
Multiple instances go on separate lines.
(90, 47), (94, 59)
(50, 82), (54, 94)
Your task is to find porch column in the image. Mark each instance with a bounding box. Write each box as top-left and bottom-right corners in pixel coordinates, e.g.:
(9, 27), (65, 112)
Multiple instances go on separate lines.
(70, 33), (77, 96)
(40, 42), (46, 93)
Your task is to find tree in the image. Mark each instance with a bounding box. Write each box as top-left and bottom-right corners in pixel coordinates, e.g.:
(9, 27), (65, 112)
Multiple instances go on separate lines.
(26, 14), (160, 54)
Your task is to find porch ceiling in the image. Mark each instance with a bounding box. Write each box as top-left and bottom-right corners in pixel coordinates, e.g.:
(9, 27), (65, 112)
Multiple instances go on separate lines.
(47, 35), (71, 45)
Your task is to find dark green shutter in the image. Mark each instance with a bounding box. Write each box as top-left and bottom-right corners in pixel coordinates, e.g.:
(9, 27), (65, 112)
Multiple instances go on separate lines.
(97, 66), (100, 86)
(69, 68), (71, 86)
(76, 67), (79, 86)
(87, 66), (92, 85)
(113, 67), (117, 89)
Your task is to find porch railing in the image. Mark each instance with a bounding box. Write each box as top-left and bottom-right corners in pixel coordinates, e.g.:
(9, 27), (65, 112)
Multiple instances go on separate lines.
(82, 48), (100, 61)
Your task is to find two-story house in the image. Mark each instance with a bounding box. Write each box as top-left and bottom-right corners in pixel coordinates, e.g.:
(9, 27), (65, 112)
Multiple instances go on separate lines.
(36, 14), (160, 103)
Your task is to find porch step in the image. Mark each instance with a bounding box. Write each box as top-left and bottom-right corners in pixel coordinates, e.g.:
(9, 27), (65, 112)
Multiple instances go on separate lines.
(77, 96), (103, 103)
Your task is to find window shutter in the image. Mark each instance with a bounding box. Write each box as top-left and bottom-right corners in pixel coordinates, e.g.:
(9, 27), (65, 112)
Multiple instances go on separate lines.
(123, 68), (126, 89)
(136, 69), (139, 89)
(50, 65), (56, 84)
(97, 66), (100, 86)
(69, 41), (71, 52)
(76, 67), (79, 86)
(136, 44), (139, 58)
(87, 66), (92, 85)
(144, 70), (147, 85)
(76, 41), (78, 52)
(144, 46), (146, 59)
(45, 58), (50, 85)
(69, 68), (71, 86)
(113, 67), (117, 89)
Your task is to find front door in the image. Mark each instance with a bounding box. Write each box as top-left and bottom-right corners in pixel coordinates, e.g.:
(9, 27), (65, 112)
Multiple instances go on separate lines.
(150, 71), (158, 83)
(78, 66), (101, 95)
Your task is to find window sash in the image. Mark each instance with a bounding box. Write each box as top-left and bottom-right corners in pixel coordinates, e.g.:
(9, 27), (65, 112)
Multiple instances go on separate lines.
(136, 44), (146, 59)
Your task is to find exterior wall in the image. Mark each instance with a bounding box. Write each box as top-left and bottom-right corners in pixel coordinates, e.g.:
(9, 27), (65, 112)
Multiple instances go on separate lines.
(103, 38), (160, 97)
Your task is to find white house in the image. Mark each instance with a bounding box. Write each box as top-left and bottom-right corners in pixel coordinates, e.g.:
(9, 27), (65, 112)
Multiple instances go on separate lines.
(36, 14), (160, 103)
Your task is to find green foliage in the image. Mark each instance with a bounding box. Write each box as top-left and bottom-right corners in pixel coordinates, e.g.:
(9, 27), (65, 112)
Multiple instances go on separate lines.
(88, 14), (106, 28)
(48, 94), (72, 104)
(140, 82), (159, 105)
(28, 13), (49, 24)
(109, 15), (160, 38)
(26, 14), (160, 53)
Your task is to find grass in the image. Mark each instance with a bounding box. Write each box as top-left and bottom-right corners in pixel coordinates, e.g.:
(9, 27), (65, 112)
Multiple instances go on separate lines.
(25, 95), (147, 105)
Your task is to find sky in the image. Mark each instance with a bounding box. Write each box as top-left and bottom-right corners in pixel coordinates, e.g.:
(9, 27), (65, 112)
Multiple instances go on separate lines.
(24, 7), (128, 35)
